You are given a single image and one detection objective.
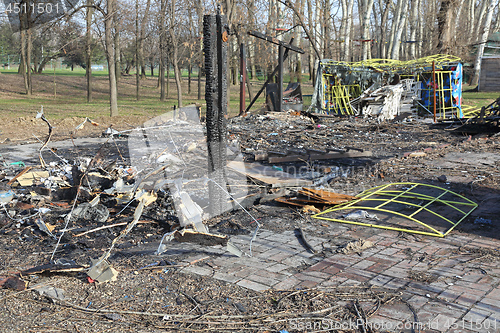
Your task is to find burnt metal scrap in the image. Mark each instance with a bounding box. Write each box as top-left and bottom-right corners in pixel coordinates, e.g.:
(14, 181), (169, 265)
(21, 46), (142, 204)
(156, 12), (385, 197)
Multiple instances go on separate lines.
(310, 55), (464, 121)
(451, 96), (500, 134)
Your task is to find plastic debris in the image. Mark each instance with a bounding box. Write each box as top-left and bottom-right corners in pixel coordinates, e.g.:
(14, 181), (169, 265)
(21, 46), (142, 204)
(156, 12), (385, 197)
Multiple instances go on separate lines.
(34, 218), (57, 239)
(0, 190), (14, 203)
(72, 202), (110, 223)
(343, 210), (379, 221)
(34, 285), (66, 301)
(87, 258), (118, 283)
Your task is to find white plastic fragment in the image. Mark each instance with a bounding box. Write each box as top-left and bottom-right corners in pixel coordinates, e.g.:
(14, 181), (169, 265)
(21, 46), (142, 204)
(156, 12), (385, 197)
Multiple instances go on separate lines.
(343, 210), (379, 221)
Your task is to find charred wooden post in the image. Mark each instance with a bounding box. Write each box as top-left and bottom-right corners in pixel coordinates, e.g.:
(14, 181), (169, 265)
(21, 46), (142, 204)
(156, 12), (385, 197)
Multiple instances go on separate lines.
(204, 12), (229, 216)
(239, 43), (246, 116)
(247, 31), (304, 112)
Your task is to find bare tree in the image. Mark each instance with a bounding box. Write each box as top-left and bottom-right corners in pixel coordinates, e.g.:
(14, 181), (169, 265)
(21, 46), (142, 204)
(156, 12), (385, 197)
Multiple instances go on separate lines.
(105, 0), (119, 116)
(390, 0), (409, 59)
(159, 0), (166, 101)
(360, 0), (375, 60)
(472, 0), (496, 85)
(139, 0), (151, 79)
(86, 0), (94, 102)
(169, 0), (182, 107)
(437, 0), (458, 54)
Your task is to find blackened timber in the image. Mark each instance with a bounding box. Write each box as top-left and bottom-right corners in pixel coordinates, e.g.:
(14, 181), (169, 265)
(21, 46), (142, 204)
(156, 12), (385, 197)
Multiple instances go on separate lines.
(245, 38), (295, 113)
(248, 31), (304, 54)
(204, 14), (229, 217)
(278, 44), (284, 112)
(267, 151), (373, 163)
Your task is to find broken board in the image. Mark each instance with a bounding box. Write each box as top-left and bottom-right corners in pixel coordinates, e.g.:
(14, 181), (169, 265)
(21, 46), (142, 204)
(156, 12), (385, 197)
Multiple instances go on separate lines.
(227, 161), (312, 188)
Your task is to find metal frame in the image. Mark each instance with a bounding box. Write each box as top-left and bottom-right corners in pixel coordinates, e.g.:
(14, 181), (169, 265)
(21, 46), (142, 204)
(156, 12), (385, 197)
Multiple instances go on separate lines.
(312, 183), (478, 237)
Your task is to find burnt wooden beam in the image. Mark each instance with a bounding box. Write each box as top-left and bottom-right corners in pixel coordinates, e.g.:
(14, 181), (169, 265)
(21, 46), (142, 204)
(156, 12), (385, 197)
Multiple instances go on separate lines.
(248, 31), (305, 54)
(267, 151), (373, 163)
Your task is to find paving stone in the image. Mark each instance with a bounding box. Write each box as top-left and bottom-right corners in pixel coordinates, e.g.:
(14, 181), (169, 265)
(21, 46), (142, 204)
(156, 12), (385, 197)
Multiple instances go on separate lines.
(182, 265), (213, 276)
(268, 252), (294, 262)
(377, 301), (413, 321)
(258, 247), (283, 258)
(266, 263), (292, 273)
(319, 277), (348, 288)
(463, 307), (492, 325)
(322, 263), (345, 275)
(246, 273), (280, 287)
(456, 286), (486, 306)
(233, 266), (256, 278)
(429, 314), (458, 332)
(294, 272), (324, 283)
(384, 266), (410, 279)
(296, 279), (319, 289)
(475, 298), (500, 313)
(367, 314), (413, 333)
(307, 260), (332, 272)
(236, 278), (269, 291)
(485, 315), (499, 326)
(376, 238), (398, 247)
(384, 278), (409, 290)
(337, 267), (376, 283)
(280, 256), (316, 267)
(407, 282), (445, 295)
(273, 276), (301, 290)
(339, 279), (362, 287)
(366, 255), (399, 266)
(378, 247), (401, 256)
(368, 275), (393, 287)
(485, 288), (500, 301)
(437, 288), (462, 303)
(301, 270), (332, 280)
(256, 230), (274, 239)
(407, 294), (429, 309)
(352, 259), (376, 270)
(367, 262), (394, 274)
(212, 272), (241, 283)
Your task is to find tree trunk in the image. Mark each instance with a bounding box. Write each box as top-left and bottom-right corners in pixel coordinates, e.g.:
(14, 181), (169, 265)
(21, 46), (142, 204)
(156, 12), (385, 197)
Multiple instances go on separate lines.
(188, 62), (191, 94)
(197, 0), (203, 100)
(409, 0), (419, 59)
(472, 0), (495, 86)
(388, 0), (403, 58)
(170, 0), (182, 107)
(340, 0), (347, 60)
(139, 0), (151, 79)
(323, 0), (331, 58)
(106, 0), (119, 116)
(378, 0), (390, 59)
(343, 0), (354, 61)
(437, 0), (457, 54)
(360, 0), (375, 60)
(159, 0), (166, 101)
(86, 0), (93, 102)
(390, 0), (409, 59)
(26, 24), (32, 95)
(473, 0), (488, 41)
(114, 1), (121, 82)
(135, 0), (140, 100)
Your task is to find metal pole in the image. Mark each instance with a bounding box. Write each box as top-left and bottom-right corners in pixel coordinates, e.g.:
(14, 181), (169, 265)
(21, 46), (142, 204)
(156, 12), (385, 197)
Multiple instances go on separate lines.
(239, 44), (246, 116)
(432, 61), (436, 122)
(278, 44), (284, 112)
